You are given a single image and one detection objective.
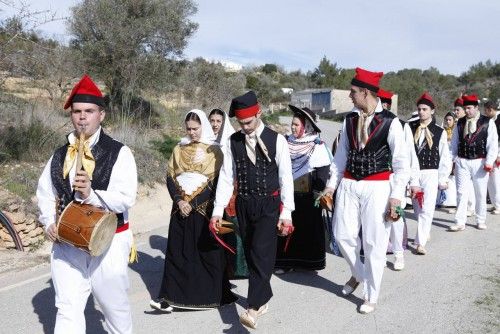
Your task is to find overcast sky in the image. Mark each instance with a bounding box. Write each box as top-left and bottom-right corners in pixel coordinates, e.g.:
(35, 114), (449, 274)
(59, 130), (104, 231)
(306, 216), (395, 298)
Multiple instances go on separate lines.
(1, 0), (499, 75)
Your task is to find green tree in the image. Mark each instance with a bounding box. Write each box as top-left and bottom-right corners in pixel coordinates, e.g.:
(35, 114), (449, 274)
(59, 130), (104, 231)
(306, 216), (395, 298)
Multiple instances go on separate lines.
(68, 0), (198, 117)
(310, 56), (340, 88)
(180, 58), (246, 110)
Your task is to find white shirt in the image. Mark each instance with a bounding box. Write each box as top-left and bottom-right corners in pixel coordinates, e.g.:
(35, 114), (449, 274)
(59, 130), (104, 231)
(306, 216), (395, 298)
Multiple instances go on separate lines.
(326, 100), (410, 200)
(404, 123), (421, 187)
(450, 118), (499, 166)
(36, 128), (138, 229)
(212, 121), (295, 220)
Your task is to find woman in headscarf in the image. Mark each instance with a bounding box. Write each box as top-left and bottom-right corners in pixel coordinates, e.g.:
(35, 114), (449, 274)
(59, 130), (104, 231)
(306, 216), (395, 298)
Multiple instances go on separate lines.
(274, 105), (333, 274)
(437, 111), (458, 209)
(150, 109), (236, 312)
(209, 108), (235, 149)
(209, 108), (249, 279)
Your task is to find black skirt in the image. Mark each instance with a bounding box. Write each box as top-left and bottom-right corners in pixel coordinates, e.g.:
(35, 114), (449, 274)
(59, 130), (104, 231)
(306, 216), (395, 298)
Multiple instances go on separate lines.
(275, 191), (326, 271)
(158, 187), (236, 308)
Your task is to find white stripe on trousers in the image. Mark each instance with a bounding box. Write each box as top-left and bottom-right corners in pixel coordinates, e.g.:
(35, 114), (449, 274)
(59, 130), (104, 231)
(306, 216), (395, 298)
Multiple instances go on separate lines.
(333, 178), (391, 303)
(51, 229), (133, 334)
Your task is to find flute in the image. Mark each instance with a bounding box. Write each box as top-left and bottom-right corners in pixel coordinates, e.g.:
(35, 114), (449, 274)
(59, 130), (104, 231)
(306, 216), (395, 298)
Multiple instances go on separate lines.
(75, 126), (85, 176)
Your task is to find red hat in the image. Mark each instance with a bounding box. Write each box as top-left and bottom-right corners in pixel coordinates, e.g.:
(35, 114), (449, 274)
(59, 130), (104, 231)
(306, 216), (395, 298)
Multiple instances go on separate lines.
(229, 91), (260, 118)
(462, 94), (479, 106)
(351, 67), (383, 93)
(64, 74), (105, 110)
(454, 97), (464, 107)
(377, 88), (393, 105)
(417, 92), (435, 109)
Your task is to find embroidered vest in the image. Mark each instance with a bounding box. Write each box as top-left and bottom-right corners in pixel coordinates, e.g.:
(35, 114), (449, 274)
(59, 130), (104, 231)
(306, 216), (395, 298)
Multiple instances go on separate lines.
(230, 127), (279, 197)
(344, 109), (395, 180)
(457, 115), (489, 159)
(409, 120), (444, 170)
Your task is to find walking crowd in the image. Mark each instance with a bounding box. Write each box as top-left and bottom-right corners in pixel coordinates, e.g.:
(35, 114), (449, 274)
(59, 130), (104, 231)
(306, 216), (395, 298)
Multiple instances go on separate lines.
(36, 68), (499, 332)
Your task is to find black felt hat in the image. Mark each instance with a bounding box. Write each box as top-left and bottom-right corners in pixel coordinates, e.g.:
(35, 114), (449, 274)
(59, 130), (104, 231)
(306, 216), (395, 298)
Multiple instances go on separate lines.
(288, 104), (321, 133)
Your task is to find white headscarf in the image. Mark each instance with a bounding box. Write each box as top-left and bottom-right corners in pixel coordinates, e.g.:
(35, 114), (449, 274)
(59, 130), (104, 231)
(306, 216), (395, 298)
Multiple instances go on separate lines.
(179, 109), (216, 146)
(216, 110), (235, 150)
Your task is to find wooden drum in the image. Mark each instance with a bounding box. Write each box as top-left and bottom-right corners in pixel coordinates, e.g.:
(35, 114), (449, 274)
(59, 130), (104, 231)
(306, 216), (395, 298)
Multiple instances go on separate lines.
(57, 201), (118, 256)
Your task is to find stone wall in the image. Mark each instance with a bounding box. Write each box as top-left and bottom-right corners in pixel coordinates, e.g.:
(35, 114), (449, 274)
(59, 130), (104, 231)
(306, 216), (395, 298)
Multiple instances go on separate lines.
(0, 190), (45, 251)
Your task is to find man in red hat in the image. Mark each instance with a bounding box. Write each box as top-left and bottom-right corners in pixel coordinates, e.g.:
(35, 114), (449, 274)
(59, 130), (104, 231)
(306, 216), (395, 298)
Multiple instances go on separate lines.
(210, 91), (294, 329)
(36, 74), (137, 333)
(447, 97), (475, 215)
(324, 68), (410, 314)
(454, 97), (466, 119)
(407, 93), (452, 254)
(449, 94), (498, 231)
(377, 88), (394, 111)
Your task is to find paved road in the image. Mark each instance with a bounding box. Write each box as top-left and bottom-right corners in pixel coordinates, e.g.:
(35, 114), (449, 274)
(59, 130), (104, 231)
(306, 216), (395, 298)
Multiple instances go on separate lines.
(0, 209), (498, 333)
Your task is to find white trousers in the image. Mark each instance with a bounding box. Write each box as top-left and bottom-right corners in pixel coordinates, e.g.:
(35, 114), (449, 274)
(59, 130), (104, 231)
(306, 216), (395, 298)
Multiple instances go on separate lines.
(454, 158), (490, 226)
(51, 229), (133, 334)
(412, 169), (439, 247)
(487, 165), (500, 209)
(389, 217), (405, 255)
(334, 178), (391, 303)
(438, 175), (475, 209)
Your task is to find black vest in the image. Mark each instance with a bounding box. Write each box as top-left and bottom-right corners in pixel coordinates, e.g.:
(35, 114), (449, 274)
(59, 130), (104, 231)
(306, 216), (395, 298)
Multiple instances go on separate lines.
(230, 127), (280, 197)
(50, 130), (125, 224)
(409, 120), (444, 170)
(456, 115), (489, 159)
(345, 109), (395, 180)
(495, 117), (500, 138)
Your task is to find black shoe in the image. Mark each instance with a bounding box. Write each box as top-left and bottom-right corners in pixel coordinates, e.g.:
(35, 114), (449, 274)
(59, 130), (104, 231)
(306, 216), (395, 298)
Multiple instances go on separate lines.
(150, 297), (173, 313)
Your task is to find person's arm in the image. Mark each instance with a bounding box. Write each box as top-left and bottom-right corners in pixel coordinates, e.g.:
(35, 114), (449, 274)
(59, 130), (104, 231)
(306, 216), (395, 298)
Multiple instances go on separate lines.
(325, 120), (348, 191)
(212, 137), (235, 218)
(450, 125), (459, 161)
(313, 165), (330, 192)
(438, 130), (452, 186)
(404, 123), (420, 187)
(387, 118), (410, 201)
(166, 175), (183, 203)
(78, 146), (137, 215)
(485, 119), (499, 167)
(36, 156), (57, 230)
(275, 134), (295, 220)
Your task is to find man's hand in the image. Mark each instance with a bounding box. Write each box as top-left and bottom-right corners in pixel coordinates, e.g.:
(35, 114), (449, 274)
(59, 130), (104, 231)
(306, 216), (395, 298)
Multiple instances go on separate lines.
(496, 157), (500, 167)
(484, 164), (493, 172)
(323, 187), (335, 198)
(438, 183), (448, 190)
(209, 216), (222, 233)
(409, 186), (422, 198)
(178, 200), (192, 217)
(45, 223), (58, 242)
(277, 219), (294, 236)
(73, 170), (92, 199)
(387, 198), (402, 221)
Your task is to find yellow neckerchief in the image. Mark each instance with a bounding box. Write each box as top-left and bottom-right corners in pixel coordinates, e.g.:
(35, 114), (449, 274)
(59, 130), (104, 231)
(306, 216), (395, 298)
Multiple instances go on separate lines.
(464, 112), (480, 139)
(414, 121), (434, 149)
(62, 134), (96, 180)
(167, 142), (222, 182)
(445, 127), (453, 141)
